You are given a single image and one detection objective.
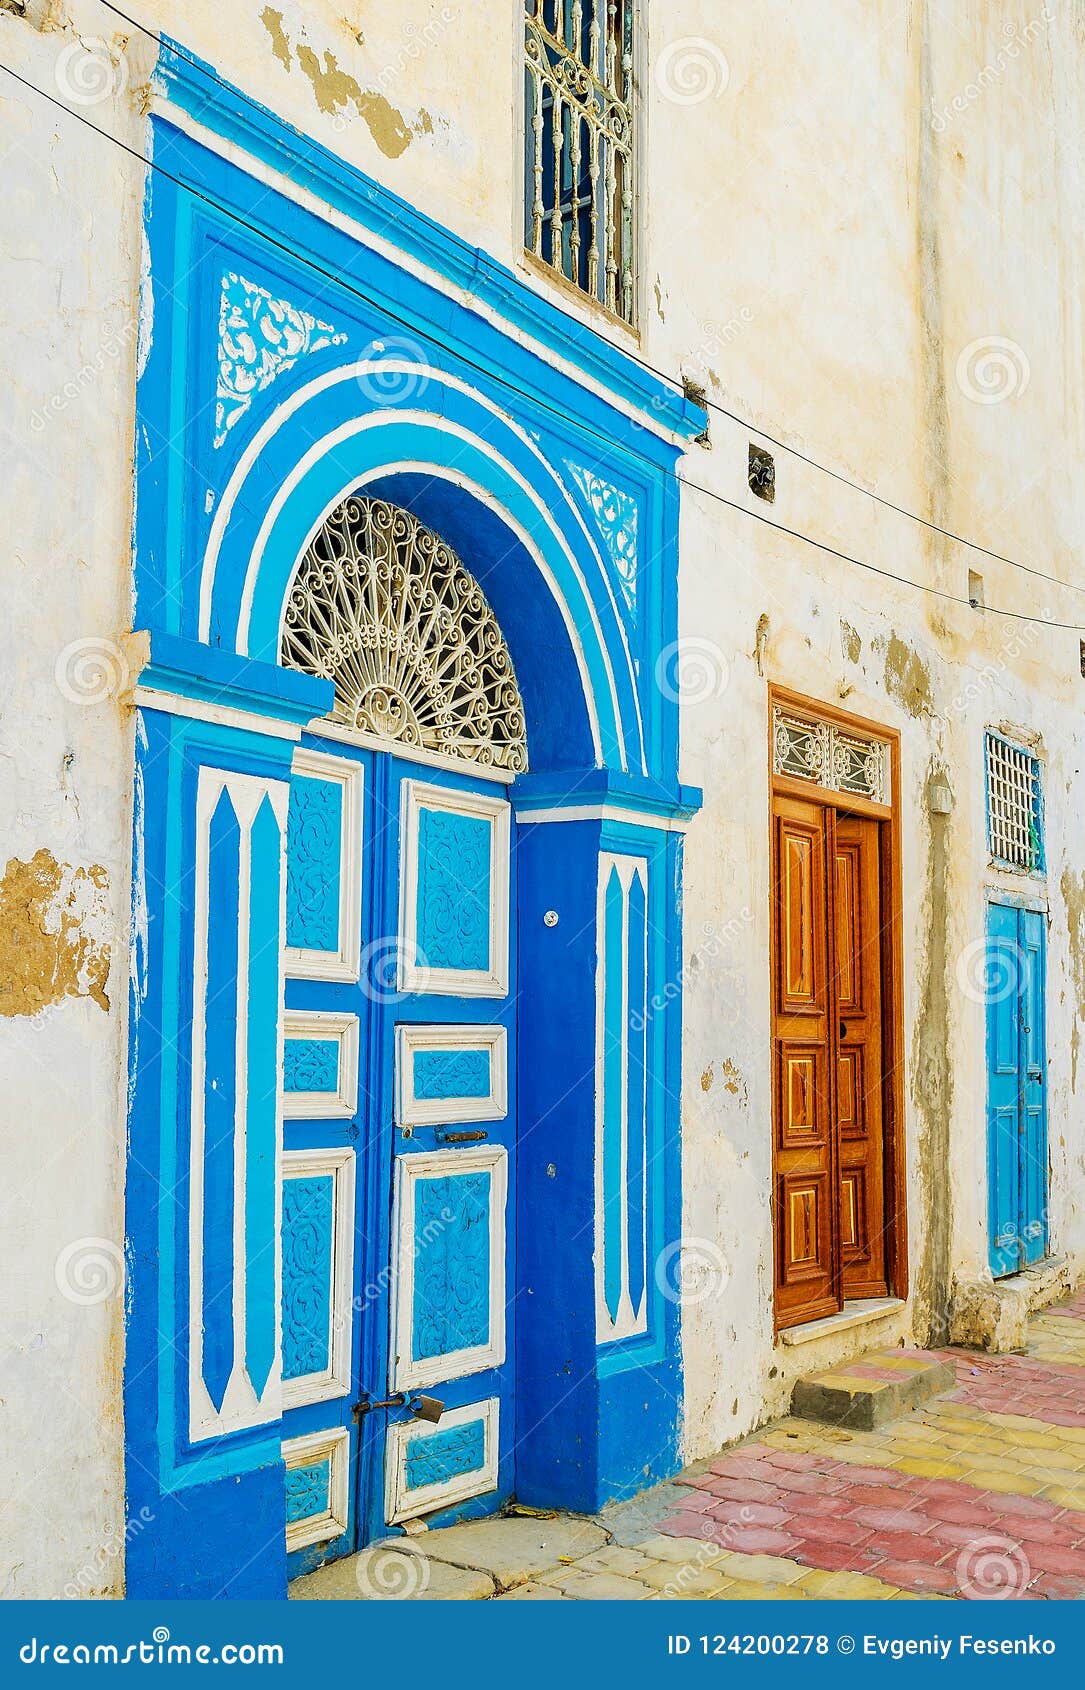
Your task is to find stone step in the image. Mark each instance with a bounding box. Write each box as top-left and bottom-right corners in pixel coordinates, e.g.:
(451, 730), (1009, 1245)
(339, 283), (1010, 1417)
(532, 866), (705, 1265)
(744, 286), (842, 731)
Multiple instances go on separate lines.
(790, 1347), (956, 1430)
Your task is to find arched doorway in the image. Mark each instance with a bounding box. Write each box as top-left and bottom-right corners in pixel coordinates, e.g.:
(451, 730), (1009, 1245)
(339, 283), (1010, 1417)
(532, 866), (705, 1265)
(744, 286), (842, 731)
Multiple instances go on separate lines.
(275, 495), (527, 1571)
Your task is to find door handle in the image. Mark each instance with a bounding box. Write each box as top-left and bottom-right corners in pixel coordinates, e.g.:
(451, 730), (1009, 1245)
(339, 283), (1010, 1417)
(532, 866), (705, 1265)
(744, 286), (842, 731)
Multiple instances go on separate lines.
(839, 1020), (848, 1040)
(353, 1392), (445, 1424)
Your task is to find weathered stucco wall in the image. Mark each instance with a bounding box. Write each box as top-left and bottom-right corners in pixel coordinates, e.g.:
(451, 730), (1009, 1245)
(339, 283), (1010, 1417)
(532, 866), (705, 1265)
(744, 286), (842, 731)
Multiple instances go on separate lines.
(0, 0), (149, 1599)
(2, 0), (1083, 1585)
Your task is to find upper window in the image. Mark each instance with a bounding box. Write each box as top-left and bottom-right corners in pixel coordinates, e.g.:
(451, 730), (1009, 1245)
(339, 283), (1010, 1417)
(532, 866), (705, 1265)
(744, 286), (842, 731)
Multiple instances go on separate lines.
(985, 732), (1044, 873)
(523, 1), (635, 324)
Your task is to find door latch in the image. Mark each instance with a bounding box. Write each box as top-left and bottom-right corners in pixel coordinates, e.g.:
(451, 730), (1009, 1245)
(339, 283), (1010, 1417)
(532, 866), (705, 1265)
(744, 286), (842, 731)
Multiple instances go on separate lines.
(353, 1392), (445, 1424)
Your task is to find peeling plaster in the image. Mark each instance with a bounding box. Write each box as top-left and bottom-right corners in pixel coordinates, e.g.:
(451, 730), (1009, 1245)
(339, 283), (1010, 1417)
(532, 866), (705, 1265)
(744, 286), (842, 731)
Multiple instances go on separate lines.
(912, 766), (953, 1344)
(883, 633), (934, 719)
(261, 7), (432, 158)
(720, 1058), (747, 1102)
(840, 618), (862, 663)
(0, 850), (111, 1018)
(1061, 867), (1085, 1093)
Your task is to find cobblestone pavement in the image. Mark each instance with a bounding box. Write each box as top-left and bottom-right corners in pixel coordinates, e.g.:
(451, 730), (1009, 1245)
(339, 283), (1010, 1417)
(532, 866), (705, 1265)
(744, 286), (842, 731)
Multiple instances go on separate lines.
(293, 1287), (1085, 1601)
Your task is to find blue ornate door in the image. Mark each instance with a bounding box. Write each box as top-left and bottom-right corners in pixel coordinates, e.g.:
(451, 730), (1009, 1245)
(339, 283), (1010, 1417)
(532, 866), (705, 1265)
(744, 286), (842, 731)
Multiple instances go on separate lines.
(279, 736), (515, 1571)
(986, 900), (1048, 1278)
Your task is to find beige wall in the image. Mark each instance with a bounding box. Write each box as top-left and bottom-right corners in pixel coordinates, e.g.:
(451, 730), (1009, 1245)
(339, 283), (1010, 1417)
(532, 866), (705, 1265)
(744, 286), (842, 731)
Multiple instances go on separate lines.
(1, 0), (1082, 1587)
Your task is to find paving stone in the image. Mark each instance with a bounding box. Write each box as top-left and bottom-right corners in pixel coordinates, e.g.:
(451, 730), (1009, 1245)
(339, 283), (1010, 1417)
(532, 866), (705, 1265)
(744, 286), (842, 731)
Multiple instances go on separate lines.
(541, 1569), (651, 1600)
(720, 1526), (799, 1554)
(714, 1552), (809, 1585)
(632, 1533), (722, 1564)
(414, 1515), (609, 1590)
(637, 1562), (731, 1597)
(290, 1550), (494, 1601)
(876, 1560), (959, 1595)
(571, 1545), (657, 1577)
(712, 1580), (810, 1600)
(796, 1570), (901, 1599)
(494, 1582), (563, 1599)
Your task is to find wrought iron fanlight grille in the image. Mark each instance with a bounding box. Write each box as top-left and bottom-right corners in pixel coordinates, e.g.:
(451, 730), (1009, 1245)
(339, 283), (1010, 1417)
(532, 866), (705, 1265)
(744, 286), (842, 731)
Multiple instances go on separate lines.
(524, 0), (635, 323)
(772, 705), (889, 805)
(281, 497), (528, 773)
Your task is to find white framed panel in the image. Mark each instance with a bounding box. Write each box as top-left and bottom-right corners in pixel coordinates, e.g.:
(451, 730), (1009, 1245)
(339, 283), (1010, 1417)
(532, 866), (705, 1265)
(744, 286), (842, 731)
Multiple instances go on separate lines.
(283, 1426), (350, 1552)
(391, 1145), (507, 1392)
(281, 1148), (355, 1410)
(395, 1023), (508, 1127)
(188, 764), (289, 1444)
(284, 746), (364, 982)
(594, 851), (651, 1346)
(282, 1010), (359, 1119)
(385, 1398), (499, 1525)
(398, 781), (510, 997)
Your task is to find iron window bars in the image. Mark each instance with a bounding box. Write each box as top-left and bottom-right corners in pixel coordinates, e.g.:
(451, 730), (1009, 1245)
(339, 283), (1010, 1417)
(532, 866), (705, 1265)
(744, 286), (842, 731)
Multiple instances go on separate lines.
(985, 731), (1044, 873)
(524, 1), (635, 324)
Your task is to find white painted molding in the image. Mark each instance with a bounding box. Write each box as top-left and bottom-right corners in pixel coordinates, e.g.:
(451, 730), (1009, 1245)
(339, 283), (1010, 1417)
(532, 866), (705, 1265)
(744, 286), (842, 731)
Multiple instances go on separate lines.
(594, 851), (650, 1347)
(385, 1398), (499, 1525)
(395, 1023), (508, 1127)
(306, 717), (516, 784)
(283, 1426), (350, 1552)
(390, 1145), (507, 1392)
(282, 1010), (359, 1120)
(284, 746), (364, 983)
(398, 781), (511, 999)
(188, 766), (289, 1443)
(515, 802), (692, 834)
(134, 687), (303, 741)
(281, 1147), (355, 1411)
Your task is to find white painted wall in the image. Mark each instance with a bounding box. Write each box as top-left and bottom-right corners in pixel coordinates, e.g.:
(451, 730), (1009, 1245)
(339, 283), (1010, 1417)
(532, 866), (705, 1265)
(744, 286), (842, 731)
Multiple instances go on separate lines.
(1, 0), (1083, 1588)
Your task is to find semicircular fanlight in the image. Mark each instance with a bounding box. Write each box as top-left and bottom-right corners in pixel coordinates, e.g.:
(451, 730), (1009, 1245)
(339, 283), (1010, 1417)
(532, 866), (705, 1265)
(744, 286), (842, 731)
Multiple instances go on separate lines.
(281, 495), (528, 774)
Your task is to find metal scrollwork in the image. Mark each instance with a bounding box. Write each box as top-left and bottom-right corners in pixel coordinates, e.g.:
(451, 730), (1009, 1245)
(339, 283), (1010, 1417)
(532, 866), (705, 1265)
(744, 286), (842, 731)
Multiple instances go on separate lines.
(281, 497), (528, 773)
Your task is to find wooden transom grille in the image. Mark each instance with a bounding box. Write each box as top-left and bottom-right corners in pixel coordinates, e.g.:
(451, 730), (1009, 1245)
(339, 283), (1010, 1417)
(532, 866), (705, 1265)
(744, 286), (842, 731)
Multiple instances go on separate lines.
(772, 705), (889, 805)
(524, 1), (635, 323)
(985, 732), (1043, 871)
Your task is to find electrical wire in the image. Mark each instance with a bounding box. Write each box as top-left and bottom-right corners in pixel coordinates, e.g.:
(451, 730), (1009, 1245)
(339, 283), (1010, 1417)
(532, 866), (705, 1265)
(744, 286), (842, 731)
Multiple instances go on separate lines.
(3, 45), (1084, 634)
(96, 0), (1085, 604)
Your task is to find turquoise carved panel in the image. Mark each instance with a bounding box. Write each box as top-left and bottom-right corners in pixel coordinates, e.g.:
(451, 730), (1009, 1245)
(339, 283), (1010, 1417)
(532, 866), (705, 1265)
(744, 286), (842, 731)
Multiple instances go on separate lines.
(285, 1457), (330, 1524)
(412, 1046), (491, 1102)
(283, 1038), (340, 1093)
(286, 774), (342, 952)
(411, 1171), (491, 1362)
(281, 1174), (334, 1380)
(404, 1418), (487, 1492)
(416, 806), (491, 973)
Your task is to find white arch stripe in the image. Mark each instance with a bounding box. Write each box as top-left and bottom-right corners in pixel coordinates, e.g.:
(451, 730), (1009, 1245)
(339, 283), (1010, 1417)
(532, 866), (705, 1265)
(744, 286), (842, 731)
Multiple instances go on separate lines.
(274, 461), (603, 766)
(235, 413), (629, 769)
(197, 362), (646, 771)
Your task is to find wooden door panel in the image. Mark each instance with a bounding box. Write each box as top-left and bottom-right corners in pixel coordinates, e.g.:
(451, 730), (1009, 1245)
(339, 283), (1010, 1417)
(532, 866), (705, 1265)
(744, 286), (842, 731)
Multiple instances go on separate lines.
(777, 816), (828, 1017)
(780, 1172), (833, 1289)
(835, 816), (887, 1298)
(773, 796), (837, 1326)
(777, 1043), (828, 1150)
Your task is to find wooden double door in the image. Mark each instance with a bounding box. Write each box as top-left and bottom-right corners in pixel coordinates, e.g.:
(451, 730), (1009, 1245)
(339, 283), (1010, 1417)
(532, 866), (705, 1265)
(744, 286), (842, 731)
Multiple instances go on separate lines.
(772, 793), (893, 1328)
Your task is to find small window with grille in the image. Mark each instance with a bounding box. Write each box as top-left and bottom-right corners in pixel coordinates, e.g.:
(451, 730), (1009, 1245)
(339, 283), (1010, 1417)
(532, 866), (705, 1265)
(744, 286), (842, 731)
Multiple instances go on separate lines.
(523, 1), (635, 324)
(985, 731), (1044, 873)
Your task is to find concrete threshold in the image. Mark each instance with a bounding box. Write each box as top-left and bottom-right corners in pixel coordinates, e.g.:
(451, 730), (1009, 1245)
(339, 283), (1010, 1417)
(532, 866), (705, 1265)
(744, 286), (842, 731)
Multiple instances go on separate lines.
(779, 1296), (906, 1346)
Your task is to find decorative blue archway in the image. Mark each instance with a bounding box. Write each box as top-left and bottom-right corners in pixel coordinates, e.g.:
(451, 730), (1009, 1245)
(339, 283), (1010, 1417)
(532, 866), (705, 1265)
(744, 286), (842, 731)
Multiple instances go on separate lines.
(123, 38), (704, 1599)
